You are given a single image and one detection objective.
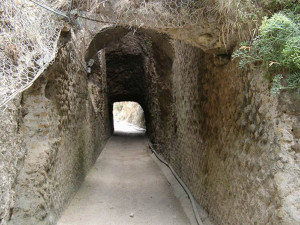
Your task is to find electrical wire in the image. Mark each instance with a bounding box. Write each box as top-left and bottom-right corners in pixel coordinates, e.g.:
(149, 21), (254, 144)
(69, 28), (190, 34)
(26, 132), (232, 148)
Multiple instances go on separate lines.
(149, 143), (204, 225)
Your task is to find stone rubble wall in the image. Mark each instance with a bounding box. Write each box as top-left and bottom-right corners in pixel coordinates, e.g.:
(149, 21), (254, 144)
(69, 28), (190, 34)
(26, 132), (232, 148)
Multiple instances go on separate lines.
(166, 40), (300, 225)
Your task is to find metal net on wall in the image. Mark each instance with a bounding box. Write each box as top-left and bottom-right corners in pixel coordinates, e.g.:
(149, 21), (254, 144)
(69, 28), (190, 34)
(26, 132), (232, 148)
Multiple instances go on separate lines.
(0, 0), (67, 110)
(74, 0), (202, 29)
(112, 0), (201, 28)
(0, 0), (201, 110)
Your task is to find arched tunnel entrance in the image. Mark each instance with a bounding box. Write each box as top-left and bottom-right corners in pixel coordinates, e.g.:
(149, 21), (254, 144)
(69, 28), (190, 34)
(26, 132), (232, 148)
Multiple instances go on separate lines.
(4, 22), (300, 225)
(87, 27), (175, 147)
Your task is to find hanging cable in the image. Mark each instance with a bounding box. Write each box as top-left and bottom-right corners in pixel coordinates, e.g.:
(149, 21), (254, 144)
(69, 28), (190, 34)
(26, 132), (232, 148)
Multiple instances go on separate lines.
(69, 0), (74, 15)
(76, 14), (116, 24)
(29, 0), (70, 20)
(149, 143), (204, 225)
(29, 0), (115, 25)
(70, 39), (88, 73)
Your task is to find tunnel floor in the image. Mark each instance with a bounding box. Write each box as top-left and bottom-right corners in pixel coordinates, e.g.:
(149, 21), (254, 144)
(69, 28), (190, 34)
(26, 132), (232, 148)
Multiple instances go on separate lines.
(57, 128), (190, 225)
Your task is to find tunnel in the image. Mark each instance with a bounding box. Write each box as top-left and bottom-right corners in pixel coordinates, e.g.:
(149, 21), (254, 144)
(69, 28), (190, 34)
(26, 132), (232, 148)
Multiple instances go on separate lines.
(1, 6), (300, 225)
(86, 27), (175, 146)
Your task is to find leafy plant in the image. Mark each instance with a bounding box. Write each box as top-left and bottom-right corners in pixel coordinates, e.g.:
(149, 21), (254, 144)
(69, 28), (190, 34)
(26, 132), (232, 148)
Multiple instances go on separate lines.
(283, 36), (300, 70)
(233, 11), (300, 96)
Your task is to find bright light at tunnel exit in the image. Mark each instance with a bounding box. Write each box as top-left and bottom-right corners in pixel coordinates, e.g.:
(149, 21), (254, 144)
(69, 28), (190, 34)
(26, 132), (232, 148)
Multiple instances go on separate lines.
(113, 101), (146, 134)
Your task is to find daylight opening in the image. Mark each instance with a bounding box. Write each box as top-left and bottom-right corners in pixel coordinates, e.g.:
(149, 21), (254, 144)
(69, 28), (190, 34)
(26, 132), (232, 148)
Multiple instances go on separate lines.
(113, 101), (146, 134)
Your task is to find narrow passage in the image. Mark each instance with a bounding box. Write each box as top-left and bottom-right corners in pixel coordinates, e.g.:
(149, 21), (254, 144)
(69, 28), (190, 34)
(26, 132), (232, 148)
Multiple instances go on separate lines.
(57, 130), (190, 225)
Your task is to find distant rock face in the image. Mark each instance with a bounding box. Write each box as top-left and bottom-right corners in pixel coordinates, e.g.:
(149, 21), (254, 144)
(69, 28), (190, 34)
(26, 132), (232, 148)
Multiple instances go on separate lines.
(113, 102), (146, 128)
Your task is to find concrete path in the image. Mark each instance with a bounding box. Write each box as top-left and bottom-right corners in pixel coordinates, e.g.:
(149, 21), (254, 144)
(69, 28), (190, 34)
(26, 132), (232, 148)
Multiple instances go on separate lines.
(57, 129), (191, 225)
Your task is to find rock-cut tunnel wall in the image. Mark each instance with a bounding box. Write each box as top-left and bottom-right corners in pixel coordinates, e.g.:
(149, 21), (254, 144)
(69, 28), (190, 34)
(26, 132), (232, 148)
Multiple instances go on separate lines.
(2, 33), (111, 225)
(0, 24), (299, 225)
(169, 41), (300, 225)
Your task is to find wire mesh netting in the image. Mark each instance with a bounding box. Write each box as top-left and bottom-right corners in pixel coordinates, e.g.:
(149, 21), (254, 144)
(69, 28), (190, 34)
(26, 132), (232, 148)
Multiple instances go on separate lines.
(112, 0), (201, 28)
(0, 0), (68, 110)
(0, 0), (202, 110)
(73, 0), (203, 29)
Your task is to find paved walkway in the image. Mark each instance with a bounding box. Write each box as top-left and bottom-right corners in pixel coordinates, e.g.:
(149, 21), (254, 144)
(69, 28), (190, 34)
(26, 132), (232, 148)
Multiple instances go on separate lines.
(57, 128), (190, 225)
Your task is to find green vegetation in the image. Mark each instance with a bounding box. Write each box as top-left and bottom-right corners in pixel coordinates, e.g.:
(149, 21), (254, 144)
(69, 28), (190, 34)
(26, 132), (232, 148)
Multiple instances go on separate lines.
(259, 0), (300, 13)
(233, 10), (300, 96)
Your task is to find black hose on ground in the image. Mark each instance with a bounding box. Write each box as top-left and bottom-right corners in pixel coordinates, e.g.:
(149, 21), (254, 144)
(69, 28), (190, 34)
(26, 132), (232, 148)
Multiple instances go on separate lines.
(149, 143), (204, 225)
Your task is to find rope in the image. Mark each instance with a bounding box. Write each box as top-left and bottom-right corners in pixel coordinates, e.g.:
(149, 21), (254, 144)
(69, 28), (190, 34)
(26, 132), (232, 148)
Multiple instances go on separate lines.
(149, 143), (204, 225)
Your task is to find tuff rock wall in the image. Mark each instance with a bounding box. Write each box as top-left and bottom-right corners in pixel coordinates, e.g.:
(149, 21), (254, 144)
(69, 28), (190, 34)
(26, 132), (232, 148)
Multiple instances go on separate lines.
(160, 40), (300, 225)
(0, 31), (111, 225)
(0, 99), (25, 224)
